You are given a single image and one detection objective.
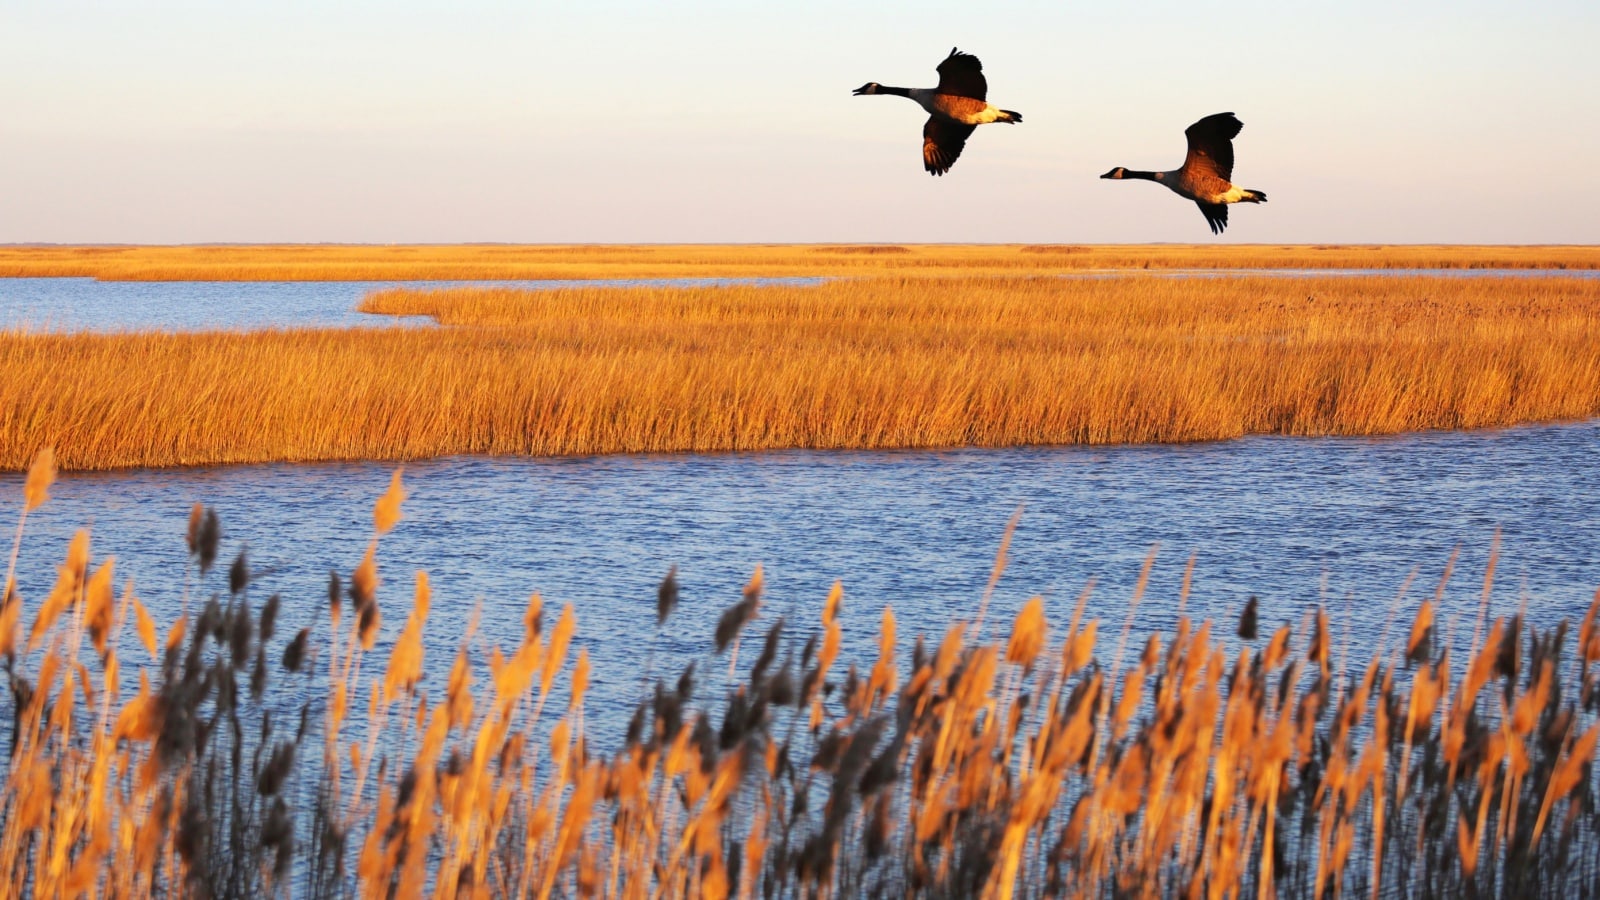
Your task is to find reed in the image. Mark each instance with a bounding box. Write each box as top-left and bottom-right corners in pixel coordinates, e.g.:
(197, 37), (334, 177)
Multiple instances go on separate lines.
(2, 453), (1598, 898)
(1, 243), (1598, 281)
(5, 274), (1600, 471)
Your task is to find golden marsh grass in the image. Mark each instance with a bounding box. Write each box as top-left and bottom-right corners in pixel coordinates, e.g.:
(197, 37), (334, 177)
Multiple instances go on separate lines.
(5, 274), (1600, 470)
(1, 243), (1598, 281)
(2, 457), (1598, 897)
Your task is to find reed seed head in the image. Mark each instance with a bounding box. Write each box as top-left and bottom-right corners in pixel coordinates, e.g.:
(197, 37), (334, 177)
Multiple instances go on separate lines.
(657, 565), (680, 626)
(1238, 595), (1259, 641)
(23, 447), (56, 513)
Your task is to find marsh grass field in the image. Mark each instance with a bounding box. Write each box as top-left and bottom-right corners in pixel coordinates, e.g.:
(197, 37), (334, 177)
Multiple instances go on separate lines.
(4, 264), (1600, 470)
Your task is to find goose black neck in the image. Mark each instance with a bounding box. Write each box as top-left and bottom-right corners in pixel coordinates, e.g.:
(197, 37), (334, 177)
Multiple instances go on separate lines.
(1122, 169), (1161, 182)
(877, 85), (912, 98)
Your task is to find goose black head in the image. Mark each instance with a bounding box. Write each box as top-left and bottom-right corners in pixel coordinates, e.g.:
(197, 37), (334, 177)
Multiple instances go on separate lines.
(1100, 167), (1128, 180)
(852, 82), (881, 96)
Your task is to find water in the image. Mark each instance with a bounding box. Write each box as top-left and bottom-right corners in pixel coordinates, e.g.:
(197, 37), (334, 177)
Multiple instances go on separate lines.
(3, 420), (1596, 739)
(2, 270), (1593, 333)
(0, 276), (824, 333)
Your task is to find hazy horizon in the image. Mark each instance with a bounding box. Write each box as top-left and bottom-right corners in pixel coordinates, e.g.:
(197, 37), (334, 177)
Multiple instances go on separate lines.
(5, 1), (1598, 245)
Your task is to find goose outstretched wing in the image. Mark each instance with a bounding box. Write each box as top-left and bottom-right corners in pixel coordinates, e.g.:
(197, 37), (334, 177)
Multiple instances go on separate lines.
(1183, 112), (1243, 182)
(923, 116), (977, 175)
(934, 48), (987, 101)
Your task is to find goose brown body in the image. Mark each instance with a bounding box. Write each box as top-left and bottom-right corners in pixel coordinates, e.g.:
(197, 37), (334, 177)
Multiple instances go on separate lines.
(853, 48), (1022, 176)
(1102, 112), (1268, 234)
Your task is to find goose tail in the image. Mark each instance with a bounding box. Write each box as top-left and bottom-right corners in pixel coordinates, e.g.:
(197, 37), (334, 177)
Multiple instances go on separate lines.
(997, 109), (1022, 124)
(1243, 189), (1267, 203)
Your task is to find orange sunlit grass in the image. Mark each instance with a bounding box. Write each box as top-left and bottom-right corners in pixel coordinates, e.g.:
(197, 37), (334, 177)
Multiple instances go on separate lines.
(4, 274), (1600, 470)
(1, 243), (1598, 281)
(2, 458), (1598, 896)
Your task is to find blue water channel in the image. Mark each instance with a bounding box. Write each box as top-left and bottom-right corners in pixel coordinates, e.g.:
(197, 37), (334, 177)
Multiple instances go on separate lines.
(4, 269), (1596, 333)
(2, 421), (1595, 739)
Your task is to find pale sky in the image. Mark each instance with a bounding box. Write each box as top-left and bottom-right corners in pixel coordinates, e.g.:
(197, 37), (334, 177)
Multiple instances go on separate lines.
(3, 1), (1598, 244)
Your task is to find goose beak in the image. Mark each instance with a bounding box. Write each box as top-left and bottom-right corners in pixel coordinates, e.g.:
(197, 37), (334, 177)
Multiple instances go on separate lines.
(851, 83), (873, 96)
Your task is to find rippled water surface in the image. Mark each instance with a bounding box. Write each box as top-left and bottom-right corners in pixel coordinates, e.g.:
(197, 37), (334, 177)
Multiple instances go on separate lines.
(0, 276), (823, 332)
(3, 270), (1594, 332)
(4, 421), (1596, 736)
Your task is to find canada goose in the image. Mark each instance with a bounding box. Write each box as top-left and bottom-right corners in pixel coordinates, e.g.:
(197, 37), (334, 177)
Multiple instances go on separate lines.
(853, 48), (1022, 176)
(1101, 113), (1267, 234)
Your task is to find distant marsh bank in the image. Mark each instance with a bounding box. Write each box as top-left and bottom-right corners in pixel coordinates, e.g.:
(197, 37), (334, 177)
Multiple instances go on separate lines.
(2, 243), (1599, 282)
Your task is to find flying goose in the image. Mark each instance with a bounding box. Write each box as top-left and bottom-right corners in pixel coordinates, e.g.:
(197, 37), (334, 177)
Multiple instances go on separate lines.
(1101, 113), (1267, 234)
(853, 48), (1022, 176)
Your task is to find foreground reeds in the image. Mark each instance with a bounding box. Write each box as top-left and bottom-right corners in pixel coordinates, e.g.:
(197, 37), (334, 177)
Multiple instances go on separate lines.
(1, 244), (1598, 281)
(3, 456), (1600, 898)
(5, 274), (1600, 470)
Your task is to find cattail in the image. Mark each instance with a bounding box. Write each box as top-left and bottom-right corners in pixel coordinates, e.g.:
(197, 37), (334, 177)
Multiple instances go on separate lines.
(657, 565), (680, 626)
(523, 592), (544, 644)
(1062, 620), (1099, 677)
(624, 702), (647, 749)
(1263, 624), (1291, 671)
(229, 549), (250, 595)
(539, 604), (575, 698)
(259, 592), (280, 642)
(752, 617), (785, 684)
(716, 598), (756, 656)
(694, 712), (721, 773)
(258, 741), (297, 796)
(357, 603), (379, 651)
(0, 581), (20, 658)
(186, 502), (203, 554)
(1407, 600), (1435, 666)
(1238, 595), (1259, 641)
(1408, 661), (1444, 734)
(351, 546), (378, 612)
(373, 468), (407, 535)
(769, 657), (797, 707)
(716, 567), (764, 656)
(1495, 613), (1522, 682)
(251, 647), (268, 701)
(229, 600), (254, 666)
(261, 797), (293, 882)
(1309, 608), (1330, 673)
(323, 566), (339, 614)
(1580, 587), (1600, 667)
(570, 648), (590, 710)
(196, 507), (221, 574)
(677, 662), (696, 705)
(857, 738), (900, 797)
(720, 688), (754, 751)
(282, 627), (309, 673)
(841, 663), (859, 709)
(1532, 722), (1600, 848)
(29, 530), (92, 650)
(653, 680), (683, 742)
(22, 447), (56, 512)
(384, 572), (430, 701)
(1141, 632), (1161, 669)
(84, 560), (116, 656)
(812, 728), (846, 773)
(1006, 596), (1047, 667)
(196, 595), (222, 643)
